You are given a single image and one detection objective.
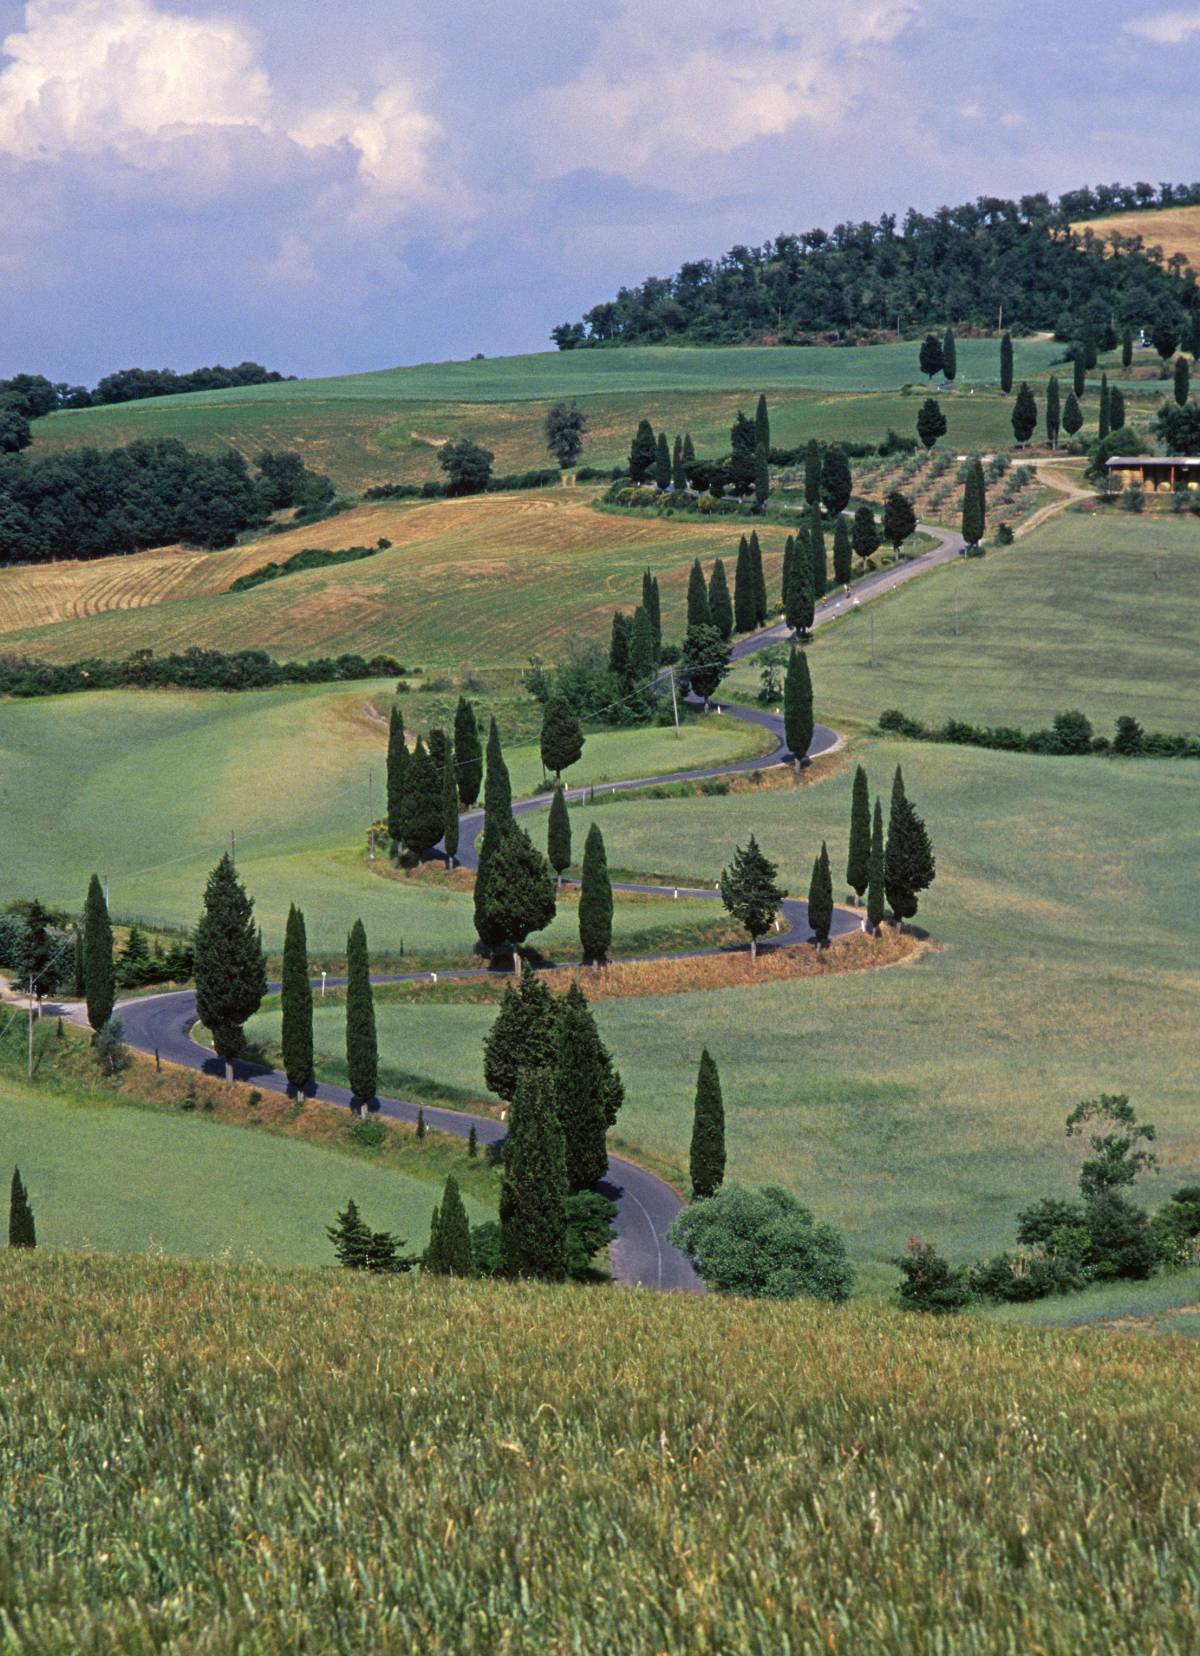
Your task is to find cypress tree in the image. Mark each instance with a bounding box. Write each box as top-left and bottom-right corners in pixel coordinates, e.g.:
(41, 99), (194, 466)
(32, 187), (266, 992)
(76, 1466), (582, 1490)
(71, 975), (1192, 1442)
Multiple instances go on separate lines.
(720, 834), (786, 962)
(416, 1107), (426, 1139)
(1011, 381), (1037, 446)
(682, 432), (695, 468)
(540, 696), (584, 779)
(1098, 372), (1111, 440)
(629, 604), (656, 685)
(919, 334), (944, 381)
(733, 535), (753, 632)
(808, 510), (827, 598)
(728, 410), (757, 495)
(785, 532), (815, 636)
(1121, 326), (1133, 370)
(866, 797), (886, 933)
(500, 1067), (568, 1280)
(654, 430), (671, 490)
(1045, 376), (1061, 448)
(885, 766), (936, 925)
(686, 558), (711, 629)
(846, 764), (871, 899)
(442, 744), (459, 867)
(1109, 386), (1126, 432)
(473, 717), (513, 941)
(1000, 330), (1014, 394)
(708, 558), (733, 641)
(961, 457), (986, 548)
(483, 962), (560, 1103)
(804, 438), (821, 506)
(749, 530), (767, 624)
(427, 1175), (472, 1274)
(468, 1124), (478, 1157)
(649, 575), (662, 658)
(193, 854), (267, 1082)
(403, 738), (445, 857)
(916, 397), (948, 449)
(578, 822), (613, 965)
(453, 697), (483, 807)
(689, 1049), (725, 1200)
(832, 516), (853, 586)
(547, 783), (571, 882)
(555, 982), (615, 1192)
(754, 440), (770, 508)
(1062, 389), (1083, 439)
(942, 327), (957, 382)
(1175, 355), (1190, 407)
(608, 611), (632, 683)
(425, 1200), (442, 1269)
(820, 447), (852, 515)
(852, 504), (880, 564)
(280, 903), (313, 1095)
(345, 918), (377, 1110)
(9, 1167), (35, 1248)
(475, 823), (557, 961)
(82, 873), (115, 1034)
(783, 646), (814, 765)
(671, 433), (685, 491)
(1072, 351), (1085, 399)
(426, 726), (449, 773)
(629, 419), (656, 484)
(754, 392), (770, 455)
(386, 705), (409, 850)
(780, 535), (795, 616)
(808, 841), (833, 946)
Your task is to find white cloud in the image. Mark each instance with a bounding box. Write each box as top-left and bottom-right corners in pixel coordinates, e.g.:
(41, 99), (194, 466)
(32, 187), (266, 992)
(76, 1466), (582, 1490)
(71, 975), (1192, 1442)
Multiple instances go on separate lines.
(1123, 7), (1200, 42)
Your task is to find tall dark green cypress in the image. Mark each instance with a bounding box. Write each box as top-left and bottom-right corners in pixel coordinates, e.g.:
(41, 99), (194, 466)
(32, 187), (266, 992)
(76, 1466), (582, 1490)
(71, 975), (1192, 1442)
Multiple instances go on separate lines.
(386, 705), (409, 850)
(609, 611), (632, 683)
(540, 696), (584, 779)
(832, 516), (853, 586)
(1000, 330), (1014, 394)
(474, 718), (512, 941)
(885, 766), (936, 924)
(961, 457), (986, 548)
(808, 510), (827, 599)
(942, 327), (957, 383)
(453, 697), (483, 808)
(649, 575), (662, 658)
(754, 441), (770, 508)
(500, 1067), (567, 1280)
(629, 419), (656, 484)
(804, 439), (821, 506)
(345, 918), (377, 1109)
(547, 783), (571, 882)
(427, 1175), (472, 1274)
(193, 854), (267, 1082)
(280, 903), (313, 1095)
(686, 558), (711, 629)
(783, 646), (814, 765)
(1175, 355), (1190, 407)
(807, 841), (833, 946)
(683, 432), (695, 469)
(708, 558), (733, 641)
(578, 822), (613, 965)
(866, 797), (886, 933)
(1011, 381), (1038, 446)
(82, 873), (115, 1034)
(671, 433), (685, 492)
(403, 738), (446, 857)
(483, 963), (560, 1103)
(629, 604), (656, 685)
(733, 535), (754, 632)
(846, 764), (871, 899)
(654, 430), (671, 490)
(9, 1167), (35, 1248)
(1098, 372), (1111, 439)
(1045, 375), (1061, 448)
(689, 1049), (725, 1200)
(749, 530), (767, 624)
(785, 531), (815, 636)
(1072, 351), (1085, 399)
(442, 744), (460, 866)
(754, 392), (770, 455)
(554, 982), (614, 1192)
(780, 534), (795, 614)
(1062, 390), (1083, 438)
(1109, 386), (1126, 432)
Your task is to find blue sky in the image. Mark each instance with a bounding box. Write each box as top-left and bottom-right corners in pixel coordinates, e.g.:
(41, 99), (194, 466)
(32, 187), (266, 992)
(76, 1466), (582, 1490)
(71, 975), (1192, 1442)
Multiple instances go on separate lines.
(1, 0), (1198, 382)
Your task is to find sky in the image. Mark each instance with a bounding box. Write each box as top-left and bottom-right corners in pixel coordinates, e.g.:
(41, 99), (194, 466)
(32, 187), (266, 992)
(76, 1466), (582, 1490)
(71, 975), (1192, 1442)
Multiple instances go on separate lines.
(1, 0), (1198, 383)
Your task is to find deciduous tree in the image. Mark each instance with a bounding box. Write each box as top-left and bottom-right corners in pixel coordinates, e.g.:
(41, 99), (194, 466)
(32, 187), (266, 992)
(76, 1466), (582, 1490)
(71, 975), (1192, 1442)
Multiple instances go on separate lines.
(544, 402), (587, 469)
(680, 623), (730, 705)
(883, 489), (917, 553)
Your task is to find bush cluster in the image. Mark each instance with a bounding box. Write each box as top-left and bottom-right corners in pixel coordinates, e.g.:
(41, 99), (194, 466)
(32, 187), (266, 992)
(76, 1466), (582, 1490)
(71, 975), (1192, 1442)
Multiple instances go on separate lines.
(879, 706), (1200, 760)
(363, 467), (560, 502)
(0, 362), (289, 418)
(227, 539), (389, 593)
(0, 646), (405, 699)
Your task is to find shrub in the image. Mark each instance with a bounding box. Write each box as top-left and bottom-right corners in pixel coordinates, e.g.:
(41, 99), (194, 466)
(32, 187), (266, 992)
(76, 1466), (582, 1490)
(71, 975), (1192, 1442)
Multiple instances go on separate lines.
(969, 1251), (1083, 1303)
(894, 1238), (972, 1313)
(668, 1185), (854, 1302)
(1084, 1192), (1156, 1281)
(348, 1118), (387, 1150)
(93, 1017), (130, 1075)
(1151, 1186), (1200, 1264)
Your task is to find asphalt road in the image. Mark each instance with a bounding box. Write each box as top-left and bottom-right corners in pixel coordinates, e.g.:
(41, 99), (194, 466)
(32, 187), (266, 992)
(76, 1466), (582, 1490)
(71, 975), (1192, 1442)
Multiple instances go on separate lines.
(108, 519), (962, 1293)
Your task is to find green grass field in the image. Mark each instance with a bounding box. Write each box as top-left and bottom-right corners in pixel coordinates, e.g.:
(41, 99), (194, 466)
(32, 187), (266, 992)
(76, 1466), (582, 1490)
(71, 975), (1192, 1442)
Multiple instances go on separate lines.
(5, 1249), (1200, 1653)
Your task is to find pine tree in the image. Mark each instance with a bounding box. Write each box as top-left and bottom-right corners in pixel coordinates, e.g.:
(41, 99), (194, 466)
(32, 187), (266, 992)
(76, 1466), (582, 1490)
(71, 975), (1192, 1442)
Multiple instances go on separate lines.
(820, 447), (853, 515)
(672, 433), (685, 492)
(689, 1049), (725, 1199)
(193, 854), (267, 1080)
(804, 438), (821, 505)
(1072, 351), (1086, 399)
(942, 327), (957, 383)
(403, 738), (445, 857)
(832, 516), (853, 586)
(426, 1175), (472, 1274)
(1062, 389), (1084, 439)
(808, 510), (827, 598)
(473, 717), (513, 942)
(500, 1067), (568, 1279)
(708, 558), (733, 640)
(807, 841), (834, 946)
(82, 873), (115, 1034)
(540, 696), (584, 779)
(749, 530), (767, 624)
(9, 1167), (35, 1248)
(1011, 381), (1037, 446)
(866, 797), (886, 933)
(1175, 355), (1190, 407)
(919, 334), (944, 381)
(883, 489), (917, 553)
(629, 418), (656, 484)
(785, 533), (815, 636)
(442, 744), (460, 867)
(1000, 330), (1014, 394)
(554, 982), (615, 1191)
(483, 962), (560, 1103)
(654, 430), (671, 490)
(783, 646), (814, 764)
(578, 822), (613, 965)
(885, 766), (936, 925)
(475, 823), (557, 961)
(1098, 372), (1110, 440)
(547, 783), (571, 882)
(1109, 386), (1126, 431)
(326, 1199), (371, 1269)
(386, 705), (409, 850)
(1121, 326), (1133, 370)
(733, 535), (754, 632)
(687, 558), (711, 629)
(852, 504), (880, 564)
(846, 764), (871, 899)
(720, 834), (787, 961)
(629, 604), (656, 686)
(345, 918), (377, 1109)
(916, 397), (948, 449)
(280, 903), (313, 1095)
(754, 392), (770, 455)
(453, 697), (483, 808)
(1045, 376), (1061, 448)
(961, 457), (986, 548)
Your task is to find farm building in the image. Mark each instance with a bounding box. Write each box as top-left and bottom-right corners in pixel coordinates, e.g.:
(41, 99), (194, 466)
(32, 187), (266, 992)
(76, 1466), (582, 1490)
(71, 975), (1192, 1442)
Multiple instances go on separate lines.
(1105, 455), (1200, 491)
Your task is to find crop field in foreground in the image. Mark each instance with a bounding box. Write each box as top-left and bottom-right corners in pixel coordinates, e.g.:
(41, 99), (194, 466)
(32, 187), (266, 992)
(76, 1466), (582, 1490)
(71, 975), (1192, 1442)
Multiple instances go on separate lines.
(728, 511), (1200, 735)
(0, 682), (764, 950)
(246, 733), (1200, 1267)
(4, 1249), (1199, 1654)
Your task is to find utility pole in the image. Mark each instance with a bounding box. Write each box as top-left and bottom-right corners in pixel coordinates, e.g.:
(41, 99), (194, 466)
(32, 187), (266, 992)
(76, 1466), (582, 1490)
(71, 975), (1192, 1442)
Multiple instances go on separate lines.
(27, 974), (34, 1078)
(869, 610), (876, 667)
(668, 667), (681, 738)
(368, 768), (375, 861)
(230, 830), (236, 868)
(954, 589), (960, 636)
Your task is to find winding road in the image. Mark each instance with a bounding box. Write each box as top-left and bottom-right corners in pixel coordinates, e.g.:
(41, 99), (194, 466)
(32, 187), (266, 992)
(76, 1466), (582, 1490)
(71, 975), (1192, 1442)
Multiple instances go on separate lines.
(109, 519), (964, 1292)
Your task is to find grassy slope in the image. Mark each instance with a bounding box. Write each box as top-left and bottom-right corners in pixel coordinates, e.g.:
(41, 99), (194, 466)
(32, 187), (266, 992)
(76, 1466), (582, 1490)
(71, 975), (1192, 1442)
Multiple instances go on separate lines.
(0, 680), (763, 949)
(251, 734), (1200, 1268)
(728, 511), (1200, 733)
(1072, 203), (1200, 269)
(5, 1250), (1200, 1653)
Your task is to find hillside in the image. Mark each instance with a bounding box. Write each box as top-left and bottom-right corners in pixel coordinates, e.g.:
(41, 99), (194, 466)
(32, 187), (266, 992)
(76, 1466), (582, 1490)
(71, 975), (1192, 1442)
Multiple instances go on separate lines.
(4, 1249), (1198, 1653)
(1072, 203), (1200, 274)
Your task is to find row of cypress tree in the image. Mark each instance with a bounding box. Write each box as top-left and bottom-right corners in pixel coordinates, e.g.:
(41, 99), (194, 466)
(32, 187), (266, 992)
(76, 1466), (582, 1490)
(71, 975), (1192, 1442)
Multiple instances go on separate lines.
(846, 762), (936, 928)
(387, 699), (482, 866)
